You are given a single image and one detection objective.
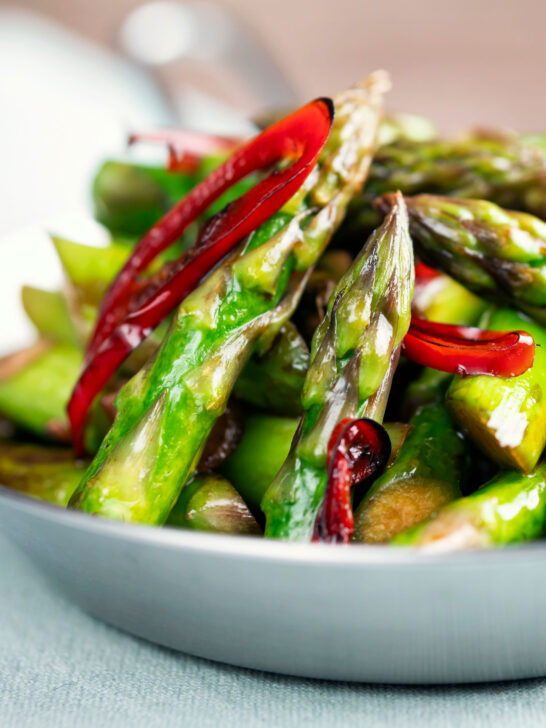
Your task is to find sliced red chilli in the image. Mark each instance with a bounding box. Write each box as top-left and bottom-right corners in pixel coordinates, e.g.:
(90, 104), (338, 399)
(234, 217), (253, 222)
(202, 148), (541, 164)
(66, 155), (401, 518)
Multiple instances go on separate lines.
(403, 316), (535, 377)
(313, 417), (391, 544)
(67, 98), (334, 454)
(128, 129), (242, 172)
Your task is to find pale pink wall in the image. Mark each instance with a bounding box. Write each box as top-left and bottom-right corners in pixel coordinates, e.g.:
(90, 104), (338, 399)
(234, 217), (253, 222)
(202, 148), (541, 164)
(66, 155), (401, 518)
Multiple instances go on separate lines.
(8, 0), (546, 131)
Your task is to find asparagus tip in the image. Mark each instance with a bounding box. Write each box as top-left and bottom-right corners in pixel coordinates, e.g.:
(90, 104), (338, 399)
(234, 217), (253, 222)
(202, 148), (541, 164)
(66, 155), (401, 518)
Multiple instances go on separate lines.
(373, 190), (402, 216)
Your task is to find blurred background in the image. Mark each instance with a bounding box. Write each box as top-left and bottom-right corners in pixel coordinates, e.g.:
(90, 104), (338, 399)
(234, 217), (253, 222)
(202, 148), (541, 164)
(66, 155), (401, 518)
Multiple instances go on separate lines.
(1, 0), (545, 233)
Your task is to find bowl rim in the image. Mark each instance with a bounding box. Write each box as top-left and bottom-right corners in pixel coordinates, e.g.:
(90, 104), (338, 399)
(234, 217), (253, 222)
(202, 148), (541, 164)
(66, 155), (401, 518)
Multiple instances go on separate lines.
(2, 483), (546, 568)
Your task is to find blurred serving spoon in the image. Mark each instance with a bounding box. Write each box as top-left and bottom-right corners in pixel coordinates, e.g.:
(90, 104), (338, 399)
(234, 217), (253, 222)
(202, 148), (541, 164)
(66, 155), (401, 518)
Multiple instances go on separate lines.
(118, 0), (298, 134)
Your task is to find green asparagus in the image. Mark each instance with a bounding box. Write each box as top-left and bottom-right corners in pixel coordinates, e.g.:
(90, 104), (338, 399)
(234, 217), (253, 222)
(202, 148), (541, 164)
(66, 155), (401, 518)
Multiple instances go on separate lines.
(383, 194), (546, 324)
(393, 462), (546, 550)
(340, 135), (546, 244)
(368, 136), (546, 211)
(353, 403), (463, 543)
(262, 192), (414, 540)
(69, 75), (389, 524)
(166, 473), (260, 535)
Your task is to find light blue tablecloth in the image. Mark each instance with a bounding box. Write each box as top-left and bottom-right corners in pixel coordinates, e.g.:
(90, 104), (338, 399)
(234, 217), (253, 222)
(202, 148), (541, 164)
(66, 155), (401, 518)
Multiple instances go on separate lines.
(1, 533), (545, 728)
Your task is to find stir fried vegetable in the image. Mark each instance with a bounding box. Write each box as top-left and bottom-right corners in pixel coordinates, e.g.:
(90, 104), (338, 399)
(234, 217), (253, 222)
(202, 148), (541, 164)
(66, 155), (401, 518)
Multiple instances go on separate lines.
(4, 68), (546, 552)
(68, 76), (387, 524)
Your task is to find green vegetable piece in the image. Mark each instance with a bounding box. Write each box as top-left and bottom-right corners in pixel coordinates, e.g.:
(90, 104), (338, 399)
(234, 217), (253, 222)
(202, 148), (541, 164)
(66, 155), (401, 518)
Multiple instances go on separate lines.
(377, 112), (438, 147)
(343, 134), (546, 240)
(52, 236), (129, 306)
(0, 442), (88, 506)
(399, 194), (546, 324)
(166, 473), (260, 535)
(70, 76), (388, 525)
(413, 273), (487, 326)
(0, 342), (82, 442)
(21, 286), (79, 346)
(92, 158), (256, 238)
(403, 367), (452, 419)
(294, 250), (353, 343)
(447, 308), (546, 473)
(221, 413), (299, 514)
(393, 462), (546, 550)
(93, 161), (197, 236)
(353, 403), (463, 543)
(384, 423), (412, 465)
(262, 193), (414, 541)
(235, 323), (309, 416)
(368, 136), (546, 212)
(52, 236), (131, 339)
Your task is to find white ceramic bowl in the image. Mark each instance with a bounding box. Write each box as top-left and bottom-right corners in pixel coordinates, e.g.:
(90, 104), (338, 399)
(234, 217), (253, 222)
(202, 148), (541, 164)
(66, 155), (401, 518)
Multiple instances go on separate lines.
(1, 223), (546, 684)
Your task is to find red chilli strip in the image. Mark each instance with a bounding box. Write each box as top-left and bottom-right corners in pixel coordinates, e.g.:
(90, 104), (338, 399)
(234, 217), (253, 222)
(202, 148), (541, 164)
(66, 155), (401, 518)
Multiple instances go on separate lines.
(68, 98), (334, 455)
(88, 98), (334, 364)
(128, 129), (242, 172)
(313, 418), (391, 544)
(414, 262), (440, 282)
(403, 316), (535, 378)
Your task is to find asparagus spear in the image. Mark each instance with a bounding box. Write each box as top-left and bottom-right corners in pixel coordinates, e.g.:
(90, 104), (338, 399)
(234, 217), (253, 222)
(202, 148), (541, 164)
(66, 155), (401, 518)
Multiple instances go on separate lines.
(353, 403), (463, 543)
(262, 193), (414, 540)
(293, 249), (353, 342)
(447, 308), (546, 473)
(393, 462), (546, 550)
(369, 136), (546, 209)
(341, 135), (546, 243)
(55, 236), (311, 408)
(380, 194), (546, 324)
(0, 442), (88, 506)
(166, 473), (260, 535)
(70, 75), (389, 524)
(234, 323), (309, 416)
